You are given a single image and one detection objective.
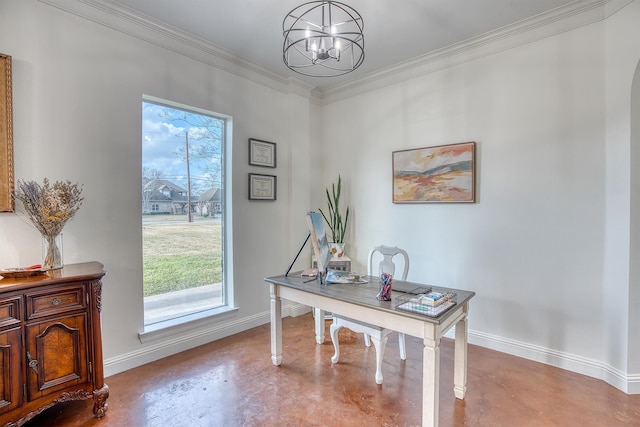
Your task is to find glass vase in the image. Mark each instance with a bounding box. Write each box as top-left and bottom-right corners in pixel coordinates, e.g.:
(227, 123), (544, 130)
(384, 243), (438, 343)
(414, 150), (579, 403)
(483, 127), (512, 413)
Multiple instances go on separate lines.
(376, 272), (393, 301)
(42, 234), (63, 269)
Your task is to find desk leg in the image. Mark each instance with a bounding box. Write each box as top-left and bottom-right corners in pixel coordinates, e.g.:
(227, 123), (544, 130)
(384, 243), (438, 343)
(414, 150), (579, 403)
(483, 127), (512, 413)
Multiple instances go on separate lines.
(423, 337), (440, 427)
(270, 284), (282, 366)
(454, 314), (469, 399)
(314, 308), (325, 344)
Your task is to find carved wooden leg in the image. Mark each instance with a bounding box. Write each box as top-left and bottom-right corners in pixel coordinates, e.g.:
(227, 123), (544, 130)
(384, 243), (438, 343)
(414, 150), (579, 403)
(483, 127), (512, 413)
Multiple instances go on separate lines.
(270, 284), (282, 366)
(93, 384), (109, 418)
(423, 337), (440, 427)
(398, 333), (407, 360)
(330, 321), (342, 363)
(369, 334), (388, 385)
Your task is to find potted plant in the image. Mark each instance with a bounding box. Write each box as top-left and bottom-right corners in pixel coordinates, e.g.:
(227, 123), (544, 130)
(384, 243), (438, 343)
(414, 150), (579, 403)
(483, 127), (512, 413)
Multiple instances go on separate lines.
(319, 175), (350, 258)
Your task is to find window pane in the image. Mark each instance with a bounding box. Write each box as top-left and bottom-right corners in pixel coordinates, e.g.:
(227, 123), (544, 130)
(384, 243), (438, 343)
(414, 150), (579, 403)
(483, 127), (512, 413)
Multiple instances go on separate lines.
(142, 100), (226, 326)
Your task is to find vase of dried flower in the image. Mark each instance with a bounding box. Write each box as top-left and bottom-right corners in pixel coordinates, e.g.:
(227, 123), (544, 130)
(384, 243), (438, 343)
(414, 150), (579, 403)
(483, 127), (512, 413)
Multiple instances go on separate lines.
(42, 234), (63, 269)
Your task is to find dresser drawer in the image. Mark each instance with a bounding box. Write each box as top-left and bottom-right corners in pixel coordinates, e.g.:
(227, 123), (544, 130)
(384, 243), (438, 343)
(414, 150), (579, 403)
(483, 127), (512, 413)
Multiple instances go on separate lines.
(0, 296), (21, 328)
(25, 285), (86, 320)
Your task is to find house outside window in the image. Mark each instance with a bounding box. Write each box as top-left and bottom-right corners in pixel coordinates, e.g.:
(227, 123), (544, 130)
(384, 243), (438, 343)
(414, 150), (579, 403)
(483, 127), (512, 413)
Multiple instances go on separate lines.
(141, 96), (232, 327)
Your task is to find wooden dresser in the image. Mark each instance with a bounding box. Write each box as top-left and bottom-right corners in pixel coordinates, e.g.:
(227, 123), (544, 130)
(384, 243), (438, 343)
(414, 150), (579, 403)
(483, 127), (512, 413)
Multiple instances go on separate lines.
(0, 262), (108, 426)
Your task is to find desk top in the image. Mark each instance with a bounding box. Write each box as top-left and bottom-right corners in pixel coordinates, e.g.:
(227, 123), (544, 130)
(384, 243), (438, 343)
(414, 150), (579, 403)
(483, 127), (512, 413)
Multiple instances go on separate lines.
(265, 272), (475, 325)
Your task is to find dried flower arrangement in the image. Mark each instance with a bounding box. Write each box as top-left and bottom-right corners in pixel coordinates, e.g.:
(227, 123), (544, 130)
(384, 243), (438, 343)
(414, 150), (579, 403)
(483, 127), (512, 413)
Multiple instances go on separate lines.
(13, 178), (83, 267)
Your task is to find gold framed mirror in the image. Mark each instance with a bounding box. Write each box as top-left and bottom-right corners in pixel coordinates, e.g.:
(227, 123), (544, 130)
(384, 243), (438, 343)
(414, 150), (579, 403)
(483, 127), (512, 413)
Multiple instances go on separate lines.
(0, 53), (14, 212)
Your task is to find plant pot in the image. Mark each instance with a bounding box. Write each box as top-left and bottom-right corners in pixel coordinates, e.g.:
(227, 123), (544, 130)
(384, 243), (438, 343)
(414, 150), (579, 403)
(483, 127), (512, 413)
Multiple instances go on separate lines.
(329, 242), (345, 258)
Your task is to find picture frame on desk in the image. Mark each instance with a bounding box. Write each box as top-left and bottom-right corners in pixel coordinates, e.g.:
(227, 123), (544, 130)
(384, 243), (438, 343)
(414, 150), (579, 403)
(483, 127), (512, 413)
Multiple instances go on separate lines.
(248, 173), (277, 201)
(0, 53), (13, 212)
(248, 138), (276, 168)
(306, 211), (331, 275)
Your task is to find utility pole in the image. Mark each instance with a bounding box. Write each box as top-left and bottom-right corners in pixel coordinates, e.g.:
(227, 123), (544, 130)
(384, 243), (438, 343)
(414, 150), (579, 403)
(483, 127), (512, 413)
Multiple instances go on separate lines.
(185, 132), (192, 223)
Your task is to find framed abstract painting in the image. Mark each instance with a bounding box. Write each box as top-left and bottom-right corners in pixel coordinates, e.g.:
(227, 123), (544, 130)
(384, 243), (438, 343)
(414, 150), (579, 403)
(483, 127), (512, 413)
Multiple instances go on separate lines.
(392, 141), (476, 203)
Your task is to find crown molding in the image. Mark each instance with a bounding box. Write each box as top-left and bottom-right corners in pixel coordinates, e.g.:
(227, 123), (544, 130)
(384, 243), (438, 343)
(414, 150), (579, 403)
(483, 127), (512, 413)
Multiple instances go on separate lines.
(605, 0), (635, 16)
(38, 0), (632, 105)
(319, 0), (631, 105)
(38, 0), (314, 97)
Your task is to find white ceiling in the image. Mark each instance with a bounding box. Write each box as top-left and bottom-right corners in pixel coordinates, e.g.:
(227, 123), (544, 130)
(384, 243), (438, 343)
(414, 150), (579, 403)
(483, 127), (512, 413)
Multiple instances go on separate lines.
(104, 0), (586, 91)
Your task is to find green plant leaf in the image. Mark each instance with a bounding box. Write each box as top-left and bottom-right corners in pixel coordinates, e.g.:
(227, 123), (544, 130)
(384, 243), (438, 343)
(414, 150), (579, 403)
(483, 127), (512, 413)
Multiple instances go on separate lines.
(320, 175), (349, 243)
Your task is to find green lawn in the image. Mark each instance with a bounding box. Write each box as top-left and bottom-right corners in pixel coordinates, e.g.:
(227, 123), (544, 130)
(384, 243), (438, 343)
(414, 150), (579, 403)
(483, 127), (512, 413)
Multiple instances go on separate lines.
(142, 216), (222, 297)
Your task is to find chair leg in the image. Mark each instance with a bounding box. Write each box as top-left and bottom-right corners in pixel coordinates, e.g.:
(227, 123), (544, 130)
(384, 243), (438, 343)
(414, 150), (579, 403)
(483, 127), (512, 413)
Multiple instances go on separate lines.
(330, 322), (342, 364)
(398, 333), (407, 360)
(364, 333), (371, 347)
(369, 334), (388, 385)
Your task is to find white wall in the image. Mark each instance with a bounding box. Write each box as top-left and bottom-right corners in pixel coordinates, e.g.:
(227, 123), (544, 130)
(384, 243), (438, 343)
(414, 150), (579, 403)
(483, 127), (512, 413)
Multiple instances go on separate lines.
(608, 0), (640, 379)
(319, 2), (640, 392)
(602, 0), (638, 387)
(629, 61), (640, 378)
(0, 0), (314, 373)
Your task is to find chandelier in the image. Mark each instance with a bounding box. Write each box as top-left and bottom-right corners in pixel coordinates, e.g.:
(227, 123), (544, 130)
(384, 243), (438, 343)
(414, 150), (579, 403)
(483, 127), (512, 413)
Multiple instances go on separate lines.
(282, 1), (365, 77)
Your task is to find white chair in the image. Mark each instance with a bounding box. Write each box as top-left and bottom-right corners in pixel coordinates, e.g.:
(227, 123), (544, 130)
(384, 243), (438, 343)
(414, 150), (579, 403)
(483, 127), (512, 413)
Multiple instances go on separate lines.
(330, 245), (410, 384)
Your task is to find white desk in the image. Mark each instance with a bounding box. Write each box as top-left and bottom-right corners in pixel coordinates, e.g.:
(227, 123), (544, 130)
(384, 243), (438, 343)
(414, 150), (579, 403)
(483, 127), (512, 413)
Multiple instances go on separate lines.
(265, 273), (475, 427)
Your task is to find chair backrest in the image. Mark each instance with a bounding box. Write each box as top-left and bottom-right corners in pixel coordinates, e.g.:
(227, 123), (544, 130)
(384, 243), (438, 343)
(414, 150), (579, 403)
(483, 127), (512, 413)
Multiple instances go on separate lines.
(367, 245), (409, 281)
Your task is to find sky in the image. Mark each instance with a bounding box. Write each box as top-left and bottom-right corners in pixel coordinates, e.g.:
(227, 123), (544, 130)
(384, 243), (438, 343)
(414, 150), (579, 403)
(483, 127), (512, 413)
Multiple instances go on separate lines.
(142, 102), (222, 195)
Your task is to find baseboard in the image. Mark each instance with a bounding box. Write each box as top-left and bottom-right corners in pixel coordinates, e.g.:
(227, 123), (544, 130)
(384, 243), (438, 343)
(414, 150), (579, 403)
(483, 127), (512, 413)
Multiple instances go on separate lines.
(104, 302), (312, 378)
(104, 310), (270, 377)
(106, 307), (638, 395)
(464, 328), (639, 395)
(283, 301), (312, 317)
(624, 374), (640, 394)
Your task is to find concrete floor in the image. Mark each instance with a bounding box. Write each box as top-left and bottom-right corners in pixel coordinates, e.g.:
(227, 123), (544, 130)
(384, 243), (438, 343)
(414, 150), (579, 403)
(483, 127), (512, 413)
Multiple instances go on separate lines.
(23, 313), (640, 426)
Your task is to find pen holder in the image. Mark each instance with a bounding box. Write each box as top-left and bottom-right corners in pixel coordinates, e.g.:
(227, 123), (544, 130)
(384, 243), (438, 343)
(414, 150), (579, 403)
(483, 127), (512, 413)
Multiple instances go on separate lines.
(377, 272), (393, 301)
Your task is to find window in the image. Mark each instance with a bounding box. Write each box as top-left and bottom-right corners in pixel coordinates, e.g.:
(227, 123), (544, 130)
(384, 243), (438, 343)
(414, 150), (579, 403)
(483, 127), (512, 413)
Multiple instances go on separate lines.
(141, 96), (232, 328)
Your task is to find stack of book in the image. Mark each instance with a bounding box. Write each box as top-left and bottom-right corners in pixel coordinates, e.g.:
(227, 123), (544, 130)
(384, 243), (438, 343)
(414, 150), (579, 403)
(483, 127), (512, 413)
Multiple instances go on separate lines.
(396, 290), (456, 317)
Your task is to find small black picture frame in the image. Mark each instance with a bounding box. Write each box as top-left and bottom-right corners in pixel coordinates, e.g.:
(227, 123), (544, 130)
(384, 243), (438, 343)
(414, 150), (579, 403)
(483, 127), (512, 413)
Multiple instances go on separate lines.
(248, 173), (277, 201)
(249, 138), (276, 168)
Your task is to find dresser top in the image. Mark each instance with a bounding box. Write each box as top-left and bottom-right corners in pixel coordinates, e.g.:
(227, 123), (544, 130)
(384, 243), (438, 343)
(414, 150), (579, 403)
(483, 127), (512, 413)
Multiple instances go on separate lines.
(0, 261), (105, 291)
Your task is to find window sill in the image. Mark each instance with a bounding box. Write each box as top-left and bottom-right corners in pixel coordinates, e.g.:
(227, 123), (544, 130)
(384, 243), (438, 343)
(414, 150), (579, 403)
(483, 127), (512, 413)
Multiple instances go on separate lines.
(139, 306), (239, 344)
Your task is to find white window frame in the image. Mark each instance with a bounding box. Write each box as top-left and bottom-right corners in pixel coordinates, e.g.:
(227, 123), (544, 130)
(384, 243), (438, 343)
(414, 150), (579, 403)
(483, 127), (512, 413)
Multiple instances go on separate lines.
(139, 95), (235, 342)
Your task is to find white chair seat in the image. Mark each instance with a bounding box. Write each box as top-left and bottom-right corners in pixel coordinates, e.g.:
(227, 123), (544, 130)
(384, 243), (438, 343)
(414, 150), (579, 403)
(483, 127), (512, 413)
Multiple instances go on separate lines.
(330, 245), (409, 385)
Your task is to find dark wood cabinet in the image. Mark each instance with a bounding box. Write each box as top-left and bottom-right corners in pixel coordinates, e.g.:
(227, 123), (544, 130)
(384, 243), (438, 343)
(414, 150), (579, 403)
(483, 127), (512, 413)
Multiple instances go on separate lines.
(0, 262), (107, 426)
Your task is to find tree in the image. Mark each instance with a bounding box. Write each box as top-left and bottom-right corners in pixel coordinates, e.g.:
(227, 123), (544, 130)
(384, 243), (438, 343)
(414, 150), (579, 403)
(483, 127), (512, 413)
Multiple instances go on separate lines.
(143, 167), (164, 181)
(158, 110), (223, 190)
